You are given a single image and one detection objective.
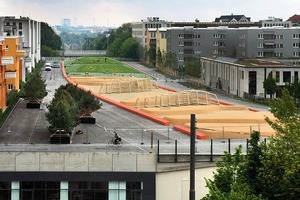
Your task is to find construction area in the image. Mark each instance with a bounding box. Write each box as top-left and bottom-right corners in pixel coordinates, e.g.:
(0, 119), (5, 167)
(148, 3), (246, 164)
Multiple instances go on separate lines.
(70, 76), (275, 139)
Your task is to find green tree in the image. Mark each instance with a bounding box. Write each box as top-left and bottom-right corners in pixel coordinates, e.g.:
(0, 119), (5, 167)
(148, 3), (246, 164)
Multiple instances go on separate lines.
(156, 49), (163, 67)
(41, 22), (62, 56)
(259, 89), (300, 199)
(23, 73), (47, 102)
(263, 73), (277, 99)
(147, 47), (156, 66)
(285, 79), (300, 102)
(46, 88), (78, 133)
(119, 37), (140, 59)
(240, 131), (264, 196)
(203, 146), (262, 200)
(185, 57), (202, 78)
(164, 51), (178, 69)
(61, 84), (102, 116)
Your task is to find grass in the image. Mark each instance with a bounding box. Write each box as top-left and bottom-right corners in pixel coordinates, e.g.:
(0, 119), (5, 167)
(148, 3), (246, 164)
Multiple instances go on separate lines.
(64, 57), (140, 74)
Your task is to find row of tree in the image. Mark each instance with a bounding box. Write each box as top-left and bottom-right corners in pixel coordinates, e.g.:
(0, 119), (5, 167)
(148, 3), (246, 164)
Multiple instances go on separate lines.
(203, 89), (300, 200)
(22, 68), (101, 133)
(46, 84), (102, 133)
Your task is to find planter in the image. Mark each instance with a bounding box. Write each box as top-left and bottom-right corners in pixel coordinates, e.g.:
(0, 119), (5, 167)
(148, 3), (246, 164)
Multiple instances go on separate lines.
(26, 101), (41, 109)
(50, 130), (71, 144)
(80, 115), (96, 124)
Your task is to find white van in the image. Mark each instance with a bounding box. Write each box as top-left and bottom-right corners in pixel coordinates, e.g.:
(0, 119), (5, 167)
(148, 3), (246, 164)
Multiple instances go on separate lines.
(45, 62), (51, 71)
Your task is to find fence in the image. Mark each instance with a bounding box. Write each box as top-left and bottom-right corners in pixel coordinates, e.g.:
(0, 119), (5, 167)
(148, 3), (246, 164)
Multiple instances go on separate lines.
(157, 138), (268, 163)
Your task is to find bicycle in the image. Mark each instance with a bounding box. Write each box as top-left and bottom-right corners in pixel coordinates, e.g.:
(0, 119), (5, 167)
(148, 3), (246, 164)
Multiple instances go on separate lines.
(108, 138), (123, 147)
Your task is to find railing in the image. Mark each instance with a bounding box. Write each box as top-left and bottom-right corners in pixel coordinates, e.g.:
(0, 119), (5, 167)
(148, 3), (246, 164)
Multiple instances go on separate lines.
(157, 138), (268, 163)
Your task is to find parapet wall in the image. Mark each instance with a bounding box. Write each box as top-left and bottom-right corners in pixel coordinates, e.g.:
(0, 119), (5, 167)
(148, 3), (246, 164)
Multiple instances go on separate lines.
(0, 152), (157, 172)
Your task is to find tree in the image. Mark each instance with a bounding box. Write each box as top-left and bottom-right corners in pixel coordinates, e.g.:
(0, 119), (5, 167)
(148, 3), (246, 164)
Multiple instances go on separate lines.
(41, 22), (62, 56)
(119, 37), (140, 59)
(285, 79), (300, 103)
(263, 73), (277, 98)
(61, 84), (102, 116)
(239, 131), (264, 196)
(156, 49), (163, 67)
(23, 73), (47, 102)
(259, 89), (300, 199)
(46, 87), (78, 133)
(185, 57), (202, 78)
(203, 146), (262, 200)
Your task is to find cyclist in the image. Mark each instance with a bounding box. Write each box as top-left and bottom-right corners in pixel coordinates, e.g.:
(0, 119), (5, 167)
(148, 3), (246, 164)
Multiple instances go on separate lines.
(114, 132), (121, 145)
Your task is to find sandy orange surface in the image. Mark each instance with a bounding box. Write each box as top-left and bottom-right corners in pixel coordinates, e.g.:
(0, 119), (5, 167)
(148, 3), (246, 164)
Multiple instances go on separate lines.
(70, 76), (275, 139)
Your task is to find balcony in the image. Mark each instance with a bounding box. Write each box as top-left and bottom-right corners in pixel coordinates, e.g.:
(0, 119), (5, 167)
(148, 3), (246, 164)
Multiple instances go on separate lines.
(1, 56), (14, 65)
(5, 70), (17, 79)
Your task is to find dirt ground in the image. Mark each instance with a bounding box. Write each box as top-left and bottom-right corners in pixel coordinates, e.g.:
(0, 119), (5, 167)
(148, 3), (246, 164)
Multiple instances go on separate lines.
(70, 76), (275, 139)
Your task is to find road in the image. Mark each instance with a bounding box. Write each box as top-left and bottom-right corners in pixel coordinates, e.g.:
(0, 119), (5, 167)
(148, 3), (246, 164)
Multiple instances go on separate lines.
(0, 62), (268, 154)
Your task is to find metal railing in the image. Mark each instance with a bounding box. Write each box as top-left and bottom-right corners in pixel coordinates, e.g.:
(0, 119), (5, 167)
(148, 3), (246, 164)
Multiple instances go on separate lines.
(157, 138), (268, 163)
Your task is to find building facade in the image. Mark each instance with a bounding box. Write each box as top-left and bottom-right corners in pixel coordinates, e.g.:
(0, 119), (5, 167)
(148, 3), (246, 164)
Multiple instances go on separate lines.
(131, 17), (171, 48)
(165, 26), (300, 68)
(0, 16), (41, 77)
(201, 57), (300, 98)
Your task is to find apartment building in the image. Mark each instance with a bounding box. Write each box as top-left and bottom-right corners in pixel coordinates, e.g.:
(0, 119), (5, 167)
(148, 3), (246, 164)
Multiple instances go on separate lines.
(0, 16), (41, 77)
(165, 26), (300, 68)
(2, 37), (25, 93)
(131, 17), (171, 48)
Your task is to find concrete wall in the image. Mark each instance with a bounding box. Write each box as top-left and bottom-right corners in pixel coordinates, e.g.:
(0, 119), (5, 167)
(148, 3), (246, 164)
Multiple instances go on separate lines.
(156, 166), (217, 200)
(0, 152), (157, 172)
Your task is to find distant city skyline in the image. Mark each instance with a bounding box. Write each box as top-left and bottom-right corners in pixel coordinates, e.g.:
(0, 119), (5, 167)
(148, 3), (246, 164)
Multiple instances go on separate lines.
(1, 0), (299, 27)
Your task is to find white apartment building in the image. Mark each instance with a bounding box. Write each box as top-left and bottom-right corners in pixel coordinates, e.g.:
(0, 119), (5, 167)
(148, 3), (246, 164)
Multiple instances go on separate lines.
(0, 16), (41, 77)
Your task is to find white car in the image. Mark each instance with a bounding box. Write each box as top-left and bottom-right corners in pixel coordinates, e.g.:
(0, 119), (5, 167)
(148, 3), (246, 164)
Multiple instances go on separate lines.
(45, 62), (51, 71)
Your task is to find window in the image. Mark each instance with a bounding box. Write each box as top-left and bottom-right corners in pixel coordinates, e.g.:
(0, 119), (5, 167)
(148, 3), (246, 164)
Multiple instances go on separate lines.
(293, 43), (299, 48)
(239, 43), (246, 47)
(7, 84), (13, 90)
(178, 34), (184, 38)
(283, 71), (291, 83)
(19, 22), (22, 30)
(178, 57), (184, 61)
(19, 31), (22, 36)
(239, 34), (246, 39)
(213, 34), (219, 38)
(275, 71), (280, 82)
(276, 35), (284, 39)
(258, 34), (263, 39)
(257, 43), (263, 48)
(239, 51), (246, 56)
(293, 34), (300, 39)
(293, 52), (299, 57)
(178, 41), (183, 46)
(213, 41), (218, 46)
(161, 32), (166, 39)
(178, 49), (183, 54)
(276, 44), (283, 48)
(295, 71), (299, 82)
(257, 52), (263, 57)
(194, 50), (201, 55)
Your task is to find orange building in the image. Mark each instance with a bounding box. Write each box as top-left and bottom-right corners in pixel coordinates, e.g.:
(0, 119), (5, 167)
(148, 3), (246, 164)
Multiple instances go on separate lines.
(3, 37), (25, 95)
(0, 37), (25, 110)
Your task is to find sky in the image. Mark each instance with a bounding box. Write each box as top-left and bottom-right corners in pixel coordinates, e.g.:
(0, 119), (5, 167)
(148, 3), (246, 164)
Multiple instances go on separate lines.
(1, 0), (299, 27)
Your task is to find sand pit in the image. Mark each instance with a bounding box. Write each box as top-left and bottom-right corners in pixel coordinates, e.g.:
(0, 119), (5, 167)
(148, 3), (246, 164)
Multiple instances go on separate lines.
(70, 76), (275, 139)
